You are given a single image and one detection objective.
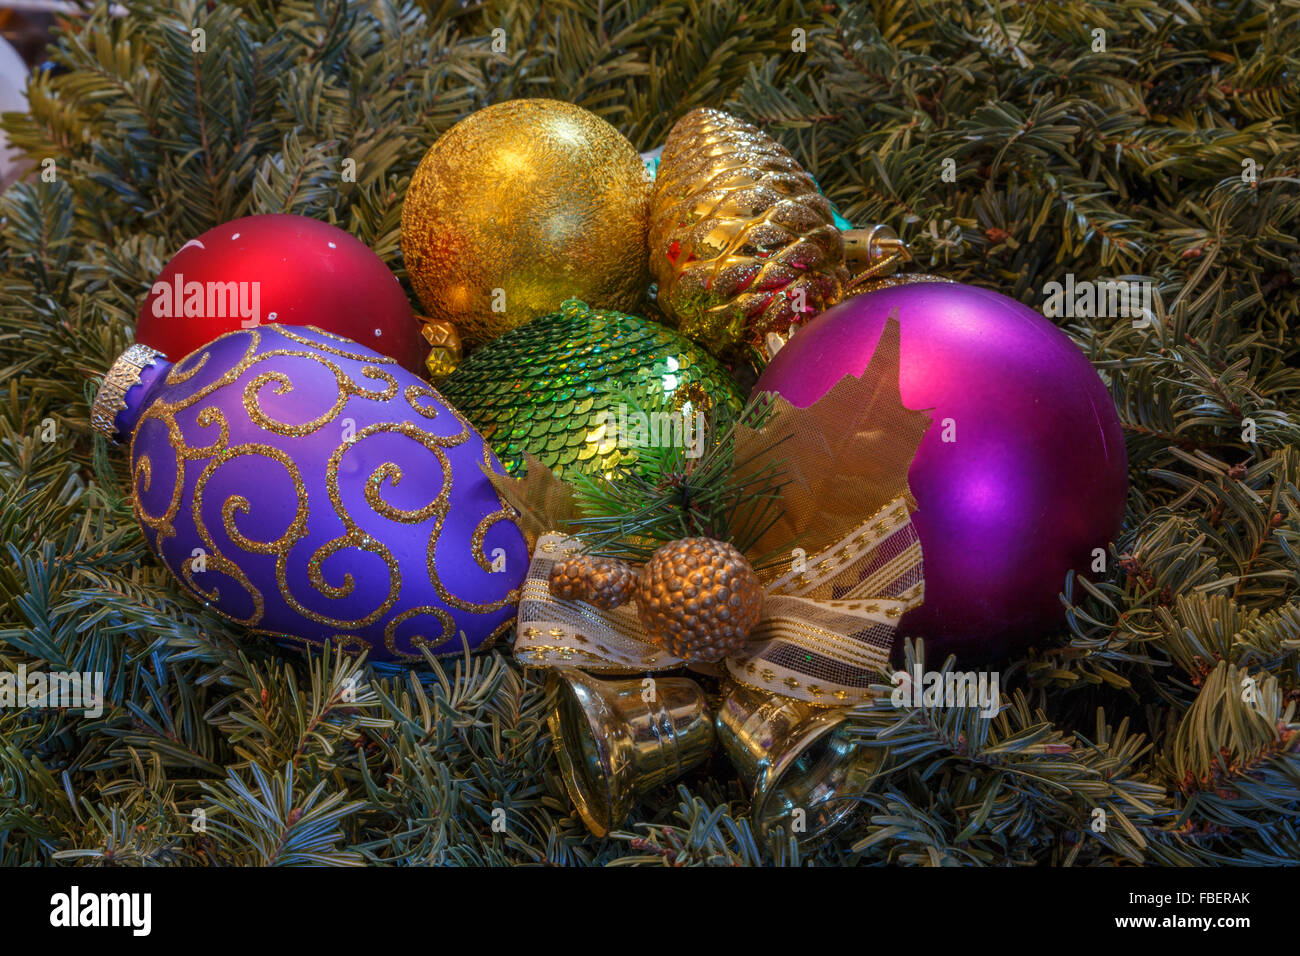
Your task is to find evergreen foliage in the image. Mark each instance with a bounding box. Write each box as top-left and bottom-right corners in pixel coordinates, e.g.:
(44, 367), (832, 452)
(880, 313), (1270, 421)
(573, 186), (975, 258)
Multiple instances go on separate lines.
(1, 0), (1298, 864)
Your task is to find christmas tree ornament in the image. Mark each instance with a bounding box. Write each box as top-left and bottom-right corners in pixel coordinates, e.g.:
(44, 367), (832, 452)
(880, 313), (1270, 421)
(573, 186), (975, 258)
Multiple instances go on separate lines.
(636, 538), (763, 662)
(136, 214), (426, 373)
(498, 321), (929, 844)
(649, 108), (908, 363)
(546, 538), (765, 663)
(755, 276), (1129, 661)
(419, 316), (462, 383)
(547, 668), (715, 837)
(439, 299), (744, 478)
(715, 682), (876, 850)
(549, 554), (638, 610)
(401, 99), (650, 347)
(498, 319), (928, 700)
(91, 325), (528, 664)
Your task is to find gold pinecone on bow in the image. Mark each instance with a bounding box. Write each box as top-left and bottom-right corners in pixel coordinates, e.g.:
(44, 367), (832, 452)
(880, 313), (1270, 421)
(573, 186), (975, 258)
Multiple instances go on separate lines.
(547, 538), (763, 663)
(637, 537), (763, 663)
(549, 555), (639, 610)
(649, 108), (848, 362)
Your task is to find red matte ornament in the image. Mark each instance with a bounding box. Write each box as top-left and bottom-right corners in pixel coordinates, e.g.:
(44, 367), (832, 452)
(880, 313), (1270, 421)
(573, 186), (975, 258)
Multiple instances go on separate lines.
(136, 214), (425, 372)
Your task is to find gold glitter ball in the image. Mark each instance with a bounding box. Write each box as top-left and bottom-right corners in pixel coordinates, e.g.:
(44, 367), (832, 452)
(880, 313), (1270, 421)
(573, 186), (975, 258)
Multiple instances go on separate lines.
(401, 99), (651, 348)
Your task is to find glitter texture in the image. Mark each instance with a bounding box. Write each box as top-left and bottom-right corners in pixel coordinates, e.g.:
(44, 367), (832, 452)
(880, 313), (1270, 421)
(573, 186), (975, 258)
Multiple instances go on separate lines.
(401, 99), (651, 347)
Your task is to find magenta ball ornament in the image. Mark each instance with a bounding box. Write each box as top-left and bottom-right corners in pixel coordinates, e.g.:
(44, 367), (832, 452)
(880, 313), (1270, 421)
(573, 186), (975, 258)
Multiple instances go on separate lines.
(754, 277), (1128, 661)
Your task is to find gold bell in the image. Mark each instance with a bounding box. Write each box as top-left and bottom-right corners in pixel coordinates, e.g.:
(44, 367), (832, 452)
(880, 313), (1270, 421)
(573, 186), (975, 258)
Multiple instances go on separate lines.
(548, 668), (715, 837)
(715, 683), (876, 850)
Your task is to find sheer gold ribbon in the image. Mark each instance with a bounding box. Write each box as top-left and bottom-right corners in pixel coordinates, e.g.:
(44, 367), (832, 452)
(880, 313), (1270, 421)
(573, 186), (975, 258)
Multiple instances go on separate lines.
(514, 495), (922, 704)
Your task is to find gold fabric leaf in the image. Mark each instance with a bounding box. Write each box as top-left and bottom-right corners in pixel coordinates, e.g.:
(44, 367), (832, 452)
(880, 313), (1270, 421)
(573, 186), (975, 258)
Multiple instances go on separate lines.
(484, 454), (578, 549)
(734, 318), (930, 563)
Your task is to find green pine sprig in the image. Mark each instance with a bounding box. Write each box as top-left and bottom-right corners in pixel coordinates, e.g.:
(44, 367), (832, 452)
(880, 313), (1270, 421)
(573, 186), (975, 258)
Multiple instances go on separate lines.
(564, 389), (791, 565)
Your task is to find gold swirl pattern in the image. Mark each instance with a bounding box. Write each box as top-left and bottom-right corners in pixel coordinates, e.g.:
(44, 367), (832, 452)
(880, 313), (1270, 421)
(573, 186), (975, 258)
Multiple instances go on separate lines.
(283, 529), (400, 627)
(404, 383), (442, 420)
(126, 325), (526, 663)
(382, 604), (459, 657)
(189, 406), (232, 456)
(363, 462), (447, 524)
(162, 331), (261, 404)
(242, 359), (400, 437)
(133, 455), (152, 497)
(164, 347), (210, 386)
(275, 325), (401, 362)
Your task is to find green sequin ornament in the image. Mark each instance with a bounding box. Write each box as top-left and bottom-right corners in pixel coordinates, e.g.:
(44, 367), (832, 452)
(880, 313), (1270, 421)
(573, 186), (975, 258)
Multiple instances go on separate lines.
(440, 300), (744, 477)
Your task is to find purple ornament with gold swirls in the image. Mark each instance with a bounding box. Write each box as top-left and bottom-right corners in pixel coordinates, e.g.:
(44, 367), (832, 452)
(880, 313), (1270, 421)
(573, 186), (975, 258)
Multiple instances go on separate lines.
(92, 325), (528, 664)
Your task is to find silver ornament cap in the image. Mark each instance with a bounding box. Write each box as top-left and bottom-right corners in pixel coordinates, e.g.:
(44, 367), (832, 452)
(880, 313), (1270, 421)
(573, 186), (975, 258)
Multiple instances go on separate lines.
(91, 344), (166, 442)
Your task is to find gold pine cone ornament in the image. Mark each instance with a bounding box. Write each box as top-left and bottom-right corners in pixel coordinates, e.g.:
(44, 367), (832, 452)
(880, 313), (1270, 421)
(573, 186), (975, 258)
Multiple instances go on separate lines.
(638, 538), (763, 662)
(401, 99), (651, 348)
(548, 538), (763, 663)
(650, 108), (907, 363)
(549, 555), (639, 610)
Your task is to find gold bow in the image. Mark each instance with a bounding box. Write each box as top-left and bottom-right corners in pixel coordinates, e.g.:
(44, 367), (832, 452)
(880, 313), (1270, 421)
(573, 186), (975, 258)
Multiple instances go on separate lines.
(489, 319), (930, 706)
